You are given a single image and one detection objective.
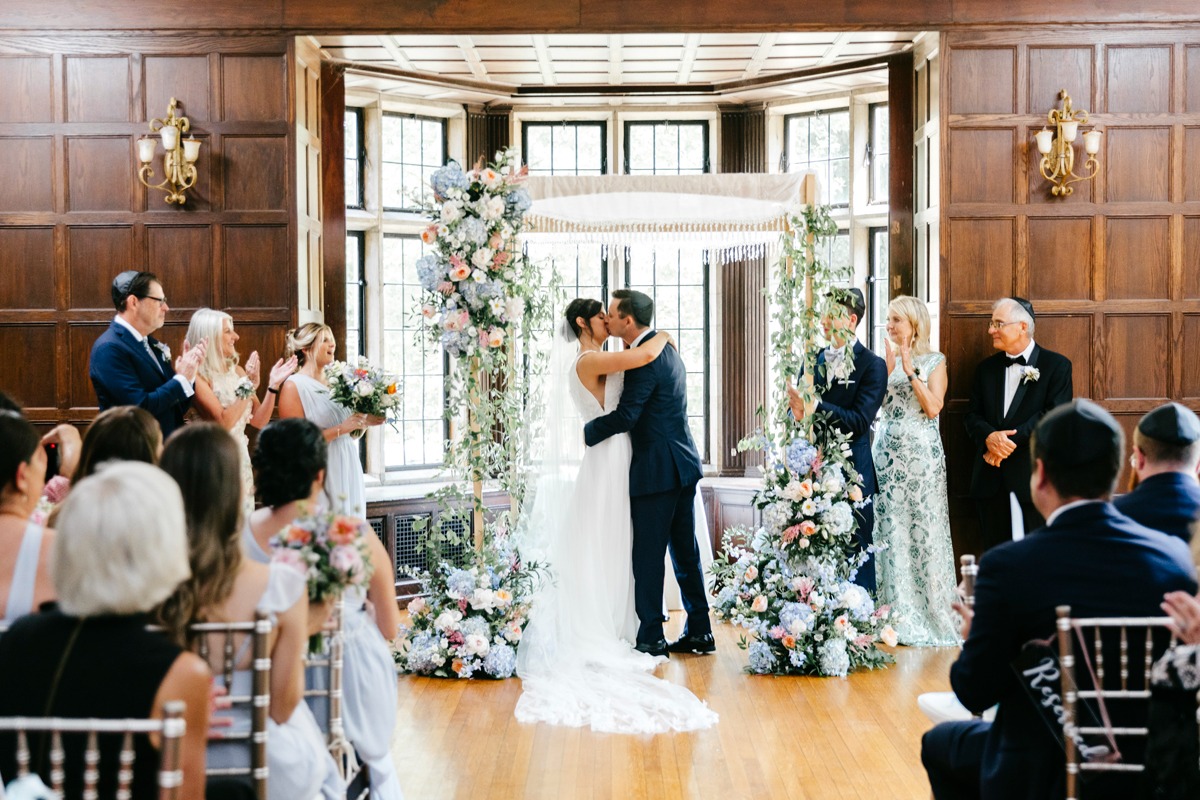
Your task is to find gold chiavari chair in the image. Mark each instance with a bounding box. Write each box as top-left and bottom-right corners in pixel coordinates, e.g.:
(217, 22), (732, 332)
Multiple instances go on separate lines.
(303, 596), (365, 797)
(0, 700), (186, 800)
(1055, 605), (1179, 799)
(917, 554), (984, 726)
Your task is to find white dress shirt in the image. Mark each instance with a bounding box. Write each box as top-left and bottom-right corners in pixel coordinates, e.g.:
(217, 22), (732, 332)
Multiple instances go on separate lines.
(113, 315), (194, 397)
(1002, 339), (1036, 417)
(1045, 498), (1103, 527)
(630, 328), (653, 348)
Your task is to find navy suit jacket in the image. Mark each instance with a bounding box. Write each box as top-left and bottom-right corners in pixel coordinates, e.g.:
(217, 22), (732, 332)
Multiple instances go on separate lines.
(814, 340), (887, 495)
(583, 331), (703, 497)
(964, 345), (1073, 502)
(1113, 471), (1200, 543)
(89, 321), (190, 438)
(950, 502), (1197, 800)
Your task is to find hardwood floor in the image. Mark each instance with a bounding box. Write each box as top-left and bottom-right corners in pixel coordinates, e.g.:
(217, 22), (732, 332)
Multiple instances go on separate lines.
(389, 616), (958, 799)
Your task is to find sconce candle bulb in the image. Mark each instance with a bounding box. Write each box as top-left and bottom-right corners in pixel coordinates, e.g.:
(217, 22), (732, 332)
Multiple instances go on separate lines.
(137, 97), (201, 205)
(1034, 89), (1100, 197)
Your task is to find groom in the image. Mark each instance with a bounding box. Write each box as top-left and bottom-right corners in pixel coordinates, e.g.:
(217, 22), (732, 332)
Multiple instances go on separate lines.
(584, 289), (714, 658)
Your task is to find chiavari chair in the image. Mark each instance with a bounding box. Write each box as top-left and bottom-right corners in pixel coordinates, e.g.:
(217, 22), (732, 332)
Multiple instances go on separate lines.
(303, 596), (366, 797)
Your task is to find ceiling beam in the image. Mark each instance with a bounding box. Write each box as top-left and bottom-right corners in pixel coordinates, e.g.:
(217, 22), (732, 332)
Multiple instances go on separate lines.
(609, 33), (623, 84)
(532, 34), (556, 85)
(379, 35), (417, 72)
(677, 33), (700, 84)
(742, 32), (778, 79)
(455, 35), (489, 80)
(816, 32), (852, 66)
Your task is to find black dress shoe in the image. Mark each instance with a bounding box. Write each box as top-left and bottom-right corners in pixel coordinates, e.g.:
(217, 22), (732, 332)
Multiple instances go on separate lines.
(635, 638), (669, 658)
(667, 632), (716, 654)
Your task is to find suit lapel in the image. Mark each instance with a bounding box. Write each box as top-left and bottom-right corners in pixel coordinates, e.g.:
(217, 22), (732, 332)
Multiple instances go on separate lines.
(1002, 344), (1040, 424)
(116, 324), (163, 377)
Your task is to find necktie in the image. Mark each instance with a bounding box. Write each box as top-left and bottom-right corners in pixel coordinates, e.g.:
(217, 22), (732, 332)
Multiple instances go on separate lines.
(1007, 355), (1026, 367)
(142, 339), (164, 375)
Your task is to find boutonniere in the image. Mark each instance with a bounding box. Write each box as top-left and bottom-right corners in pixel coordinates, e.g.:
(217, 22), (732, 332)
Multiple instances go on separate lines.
(1021, 366), (1040, 384)
(153, 341), (171, 361)
(824, 347), (854, 385)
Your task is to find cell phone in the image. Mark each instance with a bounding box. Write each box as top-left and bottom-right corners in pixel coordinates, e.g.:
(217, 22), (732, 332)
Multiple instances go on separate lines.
(43, 442), (60, 481)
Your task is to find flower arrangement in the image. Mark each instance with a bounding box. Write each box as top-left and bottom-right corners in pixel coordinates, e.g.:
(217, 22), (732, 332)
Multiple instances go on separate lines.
(416, 149), (538, 360)
(323, 355), (401, 438)
(395, 528), (545, 679)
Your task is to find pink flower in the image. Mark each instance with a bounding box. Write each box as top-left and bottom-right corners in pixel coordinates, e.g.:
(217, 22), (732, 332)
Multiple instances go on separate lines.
(329, 544), (363, 578)
(798, 520), (817, 538)
(284, 525), (312, 546)
(488, 232), (504, 249)
(853, 634), (873, 647)
(492, 250), (510, 267)
(881, 626), (899, 647)
(782, 525), (801, 544)
(449, 262), (471, 281)
(480, 167), (500, 186)
(420, 225), (438, 245)
(271, 548), (306, 575)
(327, 515), (361, 546)
(407, 597), (427, 615)
(768, 625), (785, 640)
(437, 282), (454, 296)
(447, 630), (464, 646)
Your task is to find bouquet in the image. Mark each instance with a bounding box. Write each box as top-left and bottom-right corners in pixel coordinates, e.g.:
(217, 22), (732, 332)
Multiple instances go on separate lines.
(323, 355), (401, 438)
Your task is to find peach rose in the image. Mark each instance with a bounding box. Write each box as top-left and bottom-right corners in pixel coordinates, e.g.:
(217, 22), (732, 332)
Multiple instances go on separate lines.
(751, 595), (768, 613)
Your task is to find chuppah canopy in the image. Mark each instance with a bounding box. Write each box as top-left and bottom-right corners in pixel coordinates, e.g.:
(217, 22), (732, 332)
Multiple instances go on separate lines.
(522, 172), (816, 260)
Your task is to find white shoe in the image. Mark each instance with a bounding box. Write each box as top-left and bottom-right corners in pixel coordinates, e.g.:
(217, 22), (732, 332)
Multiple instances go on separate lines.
(917, 691), (997, 724)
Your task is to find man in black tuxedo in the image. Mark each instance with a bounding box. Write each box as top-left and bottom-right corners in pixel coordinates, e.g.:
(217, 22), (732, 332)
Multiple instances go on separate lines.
(1113, 402), (1200, 543)
(89, 271), (205, 439)
(788, 288), (887, 593)
(922, 399), (1197, 800)
(965, 297), (1072, 551)
(584, 289), (713, 657)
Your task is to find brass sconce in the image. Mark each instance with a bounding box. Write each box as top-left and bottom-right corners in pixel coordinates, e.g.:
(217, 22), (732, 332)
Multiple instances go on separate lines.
(137, 97), (201, 205)
(1034, 89), (1101, 197)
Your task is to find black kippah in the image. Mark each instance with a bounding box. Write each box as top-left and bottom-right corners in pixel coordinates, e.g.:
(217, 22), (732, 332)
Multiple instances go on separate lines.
(1036, 399), (1121, 467)
(1137, 402), (1200, 446)
(1010, 296), (1036, 321)
(111, 270), (141, 306)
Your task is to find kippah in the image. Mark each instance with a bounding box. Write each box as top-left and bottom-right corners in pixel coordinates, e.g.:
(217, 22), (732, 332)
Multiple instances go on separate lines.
(1010, 296), (1036, 321)
(1036, 399), (1121, 467)
(111, 270), (141, 306)
(1137, 402), (1200, 446)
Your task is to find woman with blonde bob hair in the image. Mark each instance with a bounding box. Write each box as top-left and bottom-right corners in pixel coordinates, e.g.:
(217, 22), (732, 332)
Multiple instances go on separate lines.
(870, 295), (961, 646)
(185, 308), (297, 521)
(0, 462), (211, 800)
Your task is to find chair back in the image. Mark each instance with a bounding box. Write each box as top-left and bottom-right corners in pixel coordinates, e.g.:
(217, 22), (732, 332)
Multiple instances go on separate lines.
(303, 596), (361, 787)
(959, 554), (978, 607)
(0, 700), (186, 800)
(1054, 605), (1178, 800)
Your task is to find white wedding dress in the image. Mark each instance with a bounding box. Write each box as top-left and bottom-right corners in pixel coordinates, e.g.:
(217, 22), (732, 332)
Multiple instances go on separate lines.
(514, 343), (718, 734)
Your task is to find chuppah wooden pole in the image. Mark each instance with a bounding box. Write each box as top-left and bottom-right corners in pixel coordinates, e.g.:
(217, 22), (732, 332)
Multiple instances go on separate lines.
(469, 355), (484, 552)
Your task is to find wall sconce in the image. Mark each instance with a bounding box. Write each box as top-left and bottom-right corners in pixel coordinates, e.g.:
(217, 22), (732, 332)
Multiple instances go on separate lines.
(137, 97), (201, 205)
(1034, 89), (1101, 197)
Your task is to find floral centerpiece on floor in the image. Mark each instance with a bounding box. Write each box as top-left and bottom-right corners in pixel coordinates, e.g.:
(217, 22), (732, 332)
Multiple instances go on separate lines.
(324, 355), (401, 438)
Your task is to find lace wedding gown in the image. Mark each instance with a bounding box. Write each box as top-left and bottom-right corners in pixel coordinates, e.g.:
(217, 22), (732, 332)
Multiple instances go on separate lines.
(514, 357), (718, 734)
(871, 352), (961, 646)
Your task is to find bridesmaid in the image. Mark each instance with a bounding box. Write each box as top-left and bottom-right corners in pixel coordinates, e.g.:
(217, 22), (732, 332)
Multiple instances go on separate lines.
(870, 296), (961, 646)
(277, 322), (382, 518)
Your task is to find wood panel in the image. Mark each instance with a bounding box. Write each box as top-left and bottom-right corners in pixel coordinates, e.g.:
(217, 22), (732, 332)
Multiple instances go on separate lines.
(946, 218), (1013, 301)
(0, 227), (55, 310)
(65, 56), (130, 122)
(1105, 216), (1169, 300)
(66, 226), (134, 309)
(1028, 47), (1094, 114)
(144, 56), (211, 123)
(1106, 46), (1173, 113)
(1105, 127), (1170, 203)
(0, 137), (53, 212)
(1184, 127), (1200, 201)
(1181, 314), (1200, 399)
(0, 324), (57, 409)
(223, 136), (288, 210)
(1027, 217), (1092, 300)
(1189, 47), (1200, 113)
(947, 48), (1015, 115)
(225, 225), (292, 310)
(146, 225), (214, 310)
(222, 55), (288, 122)
(1102, 314), (1169, 400)
(66, 136), (133, 212)
(0, 57), (52, 123)
(1184, 216), (1200, 299)
(947, 129), (1014, 204)
(1033, 314), (1093, 399)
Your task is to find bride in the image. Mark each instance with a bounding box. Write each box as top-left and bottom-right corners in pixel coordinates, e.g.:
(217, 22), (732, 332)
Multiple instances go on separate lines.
(514, 298), (718, 734)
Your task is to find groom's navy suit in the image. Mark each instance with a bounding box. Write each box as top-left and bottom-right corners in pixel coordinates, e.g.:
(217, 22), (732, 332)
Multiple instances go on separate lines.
(813, 340), (887, 593)
(89, 320), (191, 438)
(584, 330), (711, 645)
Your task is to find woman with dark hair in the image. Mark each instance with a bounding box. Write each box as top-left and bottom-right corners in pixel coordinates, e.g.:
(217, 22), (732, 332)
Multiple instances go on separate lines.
(0, 410), (56, 620)
(158, 423), (341, 800)
(75, 405), (163, 481)
(248, 418), (404, 800)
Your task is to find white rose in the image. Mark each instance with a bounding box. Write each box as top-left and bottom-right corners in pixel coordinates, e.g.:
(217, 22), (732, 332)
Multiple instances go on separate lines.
(881, 626), (899, 647)
(781, 481), (804, 502)
(354, 381), (373, 397)
(470, 588), (495, 611)
(441, 200), (462, 223)
(434, 610), (463, 632)
(464, 633), (490, 657)
(505, 296), (525, 321)
(481, 195), (506, 220)
(787, 619), (808, 635)
(471, 248), (494, 269)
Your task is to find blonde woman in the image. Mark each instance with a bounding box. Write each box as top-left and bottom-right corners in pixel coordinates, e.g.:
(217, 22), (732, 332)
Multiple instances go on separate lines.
(185, 308), (297, 520)
(870, 295), (960, 646)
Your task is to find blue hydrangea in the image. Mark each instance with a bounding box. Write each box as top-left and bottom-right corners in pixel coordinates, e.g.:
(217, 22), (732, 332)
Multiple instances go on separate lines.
(715, 586), (737, 608)
(505, 187), (532, 215)
(416, 254), (443, 292)
(821, 501), (855, 536)
(405, 633), (441, 674)
(838, 583), (875, 621)
(818, 638), (850, 677)
(446, 568), (477, 599)
(483, 643), (517, 678)
(786, 438), (818, 475)
(441, 330), (475, 357)
(487, 567), (501, 590)
(789, 649), (808, 669)
(458, 216), (488, 246)
(779, 602), (815, 634)
(460, 282), (486, 311)
(430, 161), (469, 197)
(748, 640), (778, 674)
(456, 658), (478, 679)
(460, 615), (490, 639)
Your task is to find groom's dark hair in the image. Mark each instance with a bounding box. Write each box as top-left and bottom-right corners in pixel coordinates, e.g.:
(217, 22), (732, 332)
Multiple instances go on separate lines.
(612, 289), (653, 327)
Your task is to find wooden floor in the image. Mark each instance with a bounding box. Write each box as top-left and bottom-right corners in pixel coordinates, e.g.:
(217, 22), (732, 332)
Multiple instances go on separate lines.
(388, 615), (958, 800)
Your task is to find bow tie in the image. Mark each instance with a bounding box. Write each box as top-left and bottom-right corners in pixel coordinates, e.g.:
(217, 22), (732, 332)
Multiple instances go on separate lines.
(1007, 355), (1027, 366)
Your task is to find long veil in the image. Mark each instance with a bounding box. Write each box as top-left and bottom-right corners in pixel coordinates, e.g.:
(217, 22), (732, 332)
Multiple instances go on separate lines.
(514, 318), (718, 734)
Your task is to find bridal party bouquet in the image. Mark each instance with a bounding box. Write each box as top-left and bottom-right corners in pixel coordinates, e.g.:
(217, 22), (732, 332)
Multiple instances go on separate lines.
(324, 356), (401, 438)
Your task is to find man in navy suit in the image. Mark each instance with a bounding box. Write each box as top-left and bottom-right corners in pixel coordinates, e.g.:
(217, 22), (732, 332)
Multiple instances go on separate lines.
(965, 297), (1073, 551)
(89, 271), (206, 438)
(921, 399), (1197, 800)
(584, 289), (713, 658)
(1113, 402), (1200, 543)
(788, 288), (887, 593)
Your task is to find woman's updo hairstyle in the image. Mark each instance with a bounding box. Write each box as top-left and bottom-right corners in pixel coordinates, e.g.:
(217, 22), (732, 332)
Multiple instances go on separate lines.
(564, 298), (603, 339)
(285, 322), (332, 368)
(252, 417), (328, 508)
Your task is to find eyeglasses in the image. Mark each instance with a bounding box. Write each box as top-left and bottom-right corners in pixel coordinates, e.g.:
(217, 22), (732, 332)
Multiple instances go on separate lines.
(138, 295), (167, 305)
(987, 320), (1021, 331)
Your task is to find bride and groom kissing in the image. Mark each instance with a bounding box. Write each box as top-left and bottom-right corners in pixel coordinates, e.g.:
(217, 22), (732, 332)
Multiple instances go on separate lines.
(514, 289), (718, 734)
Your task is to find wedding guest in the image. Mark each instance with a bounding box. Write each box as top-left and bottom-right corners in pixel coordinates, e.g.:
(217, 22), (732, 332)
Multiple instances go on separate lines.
(278, 322), (381, 518)
(788, 288), (887, 592)
(871, 296), (959, 646)
(0, 462), (211, 800)
(964, 297), (1072, 551)
(157, 423), (342, 800)
(248, 418), (403, 800)
(922, 400), (1197, 800)
(74, 405), (162, 482)
(0, 391), (81, 505)
(89, 270), (207, 438)
(0, 410), (56, 620)
(1114, 402), (1200, 543)
(185, 308), (298, 521)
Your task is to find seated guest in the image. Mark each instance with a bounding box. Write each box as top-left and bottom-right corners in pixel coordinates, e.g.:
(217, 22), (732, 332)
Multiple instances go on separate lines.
(74, 405), (163, 481)
(249, 419), (404, 800)
(1114, 402), (1200, 542)
(922, 399), (1197, 800)
(0, 462), (211, 800)
(0, 391), (82, 505)
(0, 410), (56, 620)
(157, 424), (342, 800)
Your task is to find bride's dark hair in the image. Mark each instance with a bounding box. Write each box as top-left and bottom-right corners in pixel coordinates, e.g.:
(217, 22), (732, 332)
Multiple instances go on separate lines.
(564, 298), (602, 339)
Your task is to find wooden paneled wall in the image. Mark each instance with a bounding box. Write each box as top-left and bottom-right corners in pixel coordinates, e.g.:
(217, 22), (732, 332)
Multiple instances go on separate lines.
(941, 28), (1200, 555)
(0, 35), (296, 426)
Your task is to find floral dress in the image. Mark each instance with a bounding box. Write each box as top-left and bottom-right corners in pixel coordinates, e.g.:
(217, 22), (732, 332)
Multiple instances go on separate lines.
(870, 352), (961, 646)
(209, 367), (255, 523)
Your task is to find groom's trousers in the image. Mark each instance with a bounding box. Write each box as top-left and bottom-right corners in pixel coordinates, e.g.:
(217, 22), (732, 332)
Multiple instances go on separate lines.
(630, 480), (711, 645)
